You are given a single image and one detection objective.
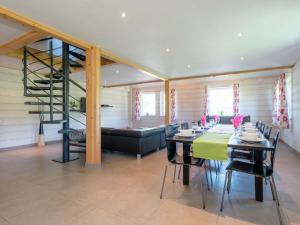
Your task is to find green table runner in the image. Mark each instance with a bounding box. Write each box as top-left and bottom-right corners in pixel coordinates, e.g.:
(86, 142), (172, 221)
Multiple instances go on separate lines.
(192, 132), (232, 160)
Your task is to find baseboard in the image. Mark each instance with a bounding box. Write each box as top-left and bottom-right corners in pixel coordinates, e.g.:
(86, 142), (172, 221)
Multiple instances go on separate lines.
(0, 140), (62, 152)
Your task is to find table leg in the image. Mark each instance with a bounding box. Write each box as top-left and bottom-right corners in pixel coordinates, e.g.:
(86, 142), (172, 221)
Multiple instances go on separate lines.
(183, 143), (191, 185)
(253, 150), (264, 202)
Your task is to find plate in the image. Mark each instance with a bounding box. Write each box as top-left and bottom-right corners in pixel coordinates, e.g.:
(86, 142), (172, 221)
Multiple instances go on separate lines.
(238, 136), (264, 143)
(175, 133), (195, 138)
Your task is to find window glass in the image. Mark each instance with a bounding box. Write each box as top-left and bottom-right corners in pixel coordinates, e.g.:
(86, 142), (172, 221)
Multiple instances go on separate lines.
(141, 92), (156, 116)
(208, 87), (233, 116)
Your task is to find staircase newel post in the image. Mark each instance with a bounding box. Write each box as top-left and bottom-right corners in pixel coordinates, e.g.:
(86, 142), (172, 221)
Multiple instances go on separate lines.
(23, 47), (28, 96)
(62, 42), (70, 162)
(49, 40), (54, 121)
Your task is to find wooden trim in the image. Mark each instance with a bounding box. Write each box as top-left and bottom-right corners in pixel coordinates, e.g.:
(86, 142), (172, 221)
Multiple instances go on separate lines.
(103, 79), (163, 88)
(0, 30), (46, 54)
(85, 46), (101, 165)
(164, 80), (171, 124)
(101, 49), (166, 81)
(169, 65), (294, 81)
(0, 7), (91, 50)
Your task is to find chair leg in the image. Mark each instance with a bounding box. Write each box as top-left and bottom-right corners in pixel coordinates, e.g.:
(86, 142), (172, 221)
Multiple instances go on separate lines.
(214, 160), (217, 174)
(199, 169), (206, 209)
(220, 171), (229, 212)
(270, 175), (283, 225)
(271, 175), (280, 206)
(160, 165), (168, 199)
(208, 160), (213, 187)
(173, 165), (177, 183)
(227, 171), (233, 194)
(178, 165), (182, 180)
(269, 178), (276, 201)
(204, 161), (210, 191)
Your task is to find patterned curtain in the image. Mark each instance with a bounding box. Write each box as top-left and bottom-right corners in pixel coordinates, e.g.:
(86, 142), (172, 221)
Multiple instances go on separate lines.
(170, 88), (176, 123)
(233, 83), (240, 115)
(133, 90), (141, 121)
(272, 74), (289, 128)
(203, 85), (208, 115)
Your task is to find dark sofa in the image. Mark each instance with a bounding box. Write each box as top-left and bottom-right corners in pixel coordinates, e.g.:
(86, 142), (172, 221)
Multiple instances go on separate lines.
(206, 115), (251, 124)
(101, 126), (168, 159)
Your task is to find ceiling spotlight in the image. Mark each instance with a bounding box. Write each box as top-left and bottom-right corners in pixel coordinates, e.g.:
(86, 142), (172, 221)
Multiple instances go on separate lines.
(187, 64), (191, 69)
(116, 70), (120, 74)
(238, 32), (243, 37)
(240, 56), (245, 61)
(165, 48), (170, 52)
(120, 12), (127, 18)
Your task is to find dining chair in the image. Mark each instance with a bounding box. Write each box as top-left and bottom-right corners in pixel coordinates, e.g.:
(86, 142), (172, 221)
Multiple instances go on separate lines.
(263, 125), (272, 139)
(220, 130), (283, 225)
(160, 125), (208, 209)
(181, 122), (189, 129)
(260, 123), (266, 133)
(256, 121), (261, 129)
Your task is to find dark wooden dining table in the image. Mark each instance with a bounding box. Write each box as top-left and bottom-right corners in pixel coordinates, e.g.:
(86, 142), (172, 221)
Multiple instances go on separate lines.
(228, 135), (274, 202)
(165, 132), (203, 185)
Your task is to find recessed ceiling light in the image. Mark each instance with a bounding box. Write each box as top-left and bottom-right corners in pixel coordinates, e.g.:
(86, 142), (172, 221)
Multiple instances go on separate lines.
(120, 12), (127, 18)
(116, 70), (120, 74)
(240, 56), (245, 61)
(238, 32), (243, 37)
(187, 64), (191, 69)
(165, 48), (170, 52)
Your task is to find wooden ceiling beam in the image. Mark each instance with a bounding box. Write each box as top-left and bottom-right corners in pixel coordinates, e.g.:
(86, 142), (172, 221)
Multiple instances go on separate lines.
(0, 7), (164, 80)
(169, 65), (294, 81)
(0, 30), (47, 55)
(103, 79), (163, 88)
(0, 7), (91, 50)
(101, 49), (166, 81)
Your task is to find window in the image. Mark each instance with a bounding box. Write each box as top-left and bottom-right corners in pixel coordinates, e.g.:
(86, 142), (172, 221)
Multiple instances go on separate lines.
(141, 92), (156, 116)
(208, 86), (233, 116)
(160, 91), (165, 116)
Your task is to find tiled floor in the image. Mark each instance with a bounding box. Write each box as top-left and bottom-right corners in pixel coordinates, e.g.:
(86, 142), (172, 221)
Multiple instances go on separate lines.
(0, 142), (299, 225)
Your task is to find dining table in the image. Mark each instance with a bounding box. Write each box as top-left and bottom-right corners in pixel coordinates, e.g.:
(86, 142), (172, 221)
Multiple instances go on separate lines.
(166, 124), (273, 202)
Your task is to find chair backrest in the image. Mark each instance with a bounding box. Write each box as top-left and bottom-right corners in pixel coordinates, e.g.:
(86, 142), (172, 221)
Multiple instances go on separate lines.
(256, 121), (261, 128)
(270, 130), (280, 171)
(260, 123), (265, 133)
(181, 122), (189, 129)
(263, 125), (272, 139)
(165, 125), (178, 162)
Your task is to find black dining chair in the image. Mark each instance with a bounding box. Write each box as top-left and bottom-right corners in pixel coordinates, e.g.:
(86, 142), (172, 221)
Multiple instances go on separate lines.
(263, 125), (272, 139)
(160, 125), (207, 209)
(220, 130), (283, 225)
(256, 121), (261, 129)
(260, 123), (266, 133)
(181, 122), (189, 129)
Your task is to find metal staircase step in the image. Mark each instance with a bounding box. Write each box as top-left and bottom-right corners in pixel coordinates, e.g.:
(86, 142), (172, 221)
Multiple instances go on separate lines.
(34, 80), (63, 84)
(24, 101), (63, 106)
(42, 120), (66, 124)
(44, 74), (63, 79)
(25, 94), (63, 98)
(29, 111), (63, 114)
(27, 86), (63, 91)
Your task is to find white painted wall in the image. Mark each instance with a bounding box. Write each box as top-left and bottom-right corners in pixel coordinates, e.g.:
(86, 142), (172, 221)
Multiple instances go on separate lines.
(132, 76), (277, 128)
(172, 77), (277, 125)
(0, 67), (129, 149)
(281, 61), (300, 152)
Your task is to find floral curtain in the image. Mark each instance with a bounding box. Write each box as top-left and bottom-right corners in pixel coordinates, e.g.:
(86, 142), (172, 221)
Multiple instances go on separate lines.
(203, 85), (208, 115)
(233, 83), (240, 115)
(170, 88), (176, 123)
(272, 74), (289, 128)
(133, 89), (141, 121)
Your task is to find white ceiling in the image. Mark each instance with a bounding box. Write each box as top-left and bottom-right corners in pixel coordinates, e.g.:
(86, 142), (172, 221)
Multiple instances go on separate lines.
(1, 0), (300, 78)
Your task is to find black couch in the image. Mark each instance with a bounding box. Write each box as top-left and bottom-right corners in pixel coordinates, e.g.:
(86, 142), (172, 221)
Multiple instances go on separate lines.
(101, 125), (177, 159)
(206, 115), (251, 124)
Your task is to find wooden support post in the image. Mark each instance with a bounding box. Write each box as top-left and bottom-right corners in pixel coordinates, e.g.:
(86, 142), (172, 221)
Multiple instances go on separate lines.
(86, 46), (101, 165)
(165, 80), (171, 124)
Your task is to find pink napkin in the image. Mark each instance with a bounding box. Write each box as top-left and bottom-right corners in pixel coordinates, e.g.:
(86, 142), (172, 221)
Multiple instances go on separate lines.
(201, 115), (207, 126)
(213, 115), (220, 123)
